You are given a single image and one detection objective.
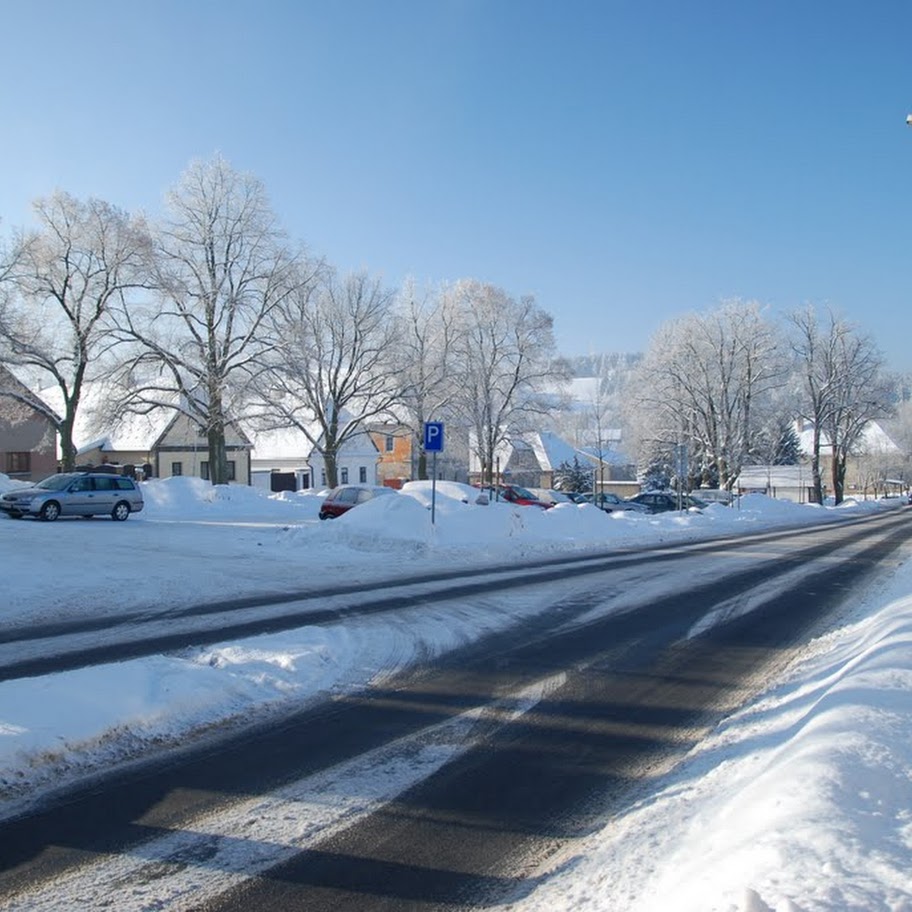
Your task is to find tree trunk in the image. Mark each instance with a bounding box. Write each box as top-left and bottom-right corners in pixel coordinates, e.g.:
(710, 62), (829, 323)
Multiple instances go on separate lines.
(809, 426), (824, 504)
(207, 424), (229, 485)
(59, 415), (77, 472)
(831, 450), (847, 505)
(324, 450), (339, 489)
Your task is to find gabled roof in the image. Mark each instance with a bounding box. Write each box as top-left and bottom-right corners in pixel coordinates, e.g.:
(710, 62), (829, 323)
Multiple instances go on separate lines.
(468, 430), (582, 474)
(527, 431), (580, 472)
(0, 366), (61, 423)
(40, 383), (175, 452)
(796, 418), (900, 455)
(41, 381), (253, 453)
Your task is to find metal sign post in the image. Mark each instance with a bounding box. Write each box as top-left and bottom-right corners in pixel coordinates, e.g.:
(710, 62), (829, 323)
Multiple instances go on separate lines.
(423, 422), (445, 524)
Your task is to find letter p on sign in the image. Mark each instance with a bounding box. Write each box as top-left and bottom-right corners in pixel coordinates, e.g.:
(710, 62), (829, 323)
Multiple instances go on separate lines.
(424, 422), (445, 452)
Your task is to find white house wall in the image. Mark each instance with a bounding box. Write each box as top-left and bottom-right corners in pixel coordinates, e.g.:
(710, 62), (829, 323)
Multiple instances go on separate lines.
(308, 433), (380, 489)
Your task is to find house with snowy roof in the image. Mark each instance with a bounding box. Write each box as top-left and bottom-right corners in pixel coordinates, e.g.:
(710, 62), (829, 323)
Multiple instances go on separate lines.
(248, 414), (381, 493)
(41, 383), (253, 482)
(735, 419), (905, 502)
(468, 430), (584, 490)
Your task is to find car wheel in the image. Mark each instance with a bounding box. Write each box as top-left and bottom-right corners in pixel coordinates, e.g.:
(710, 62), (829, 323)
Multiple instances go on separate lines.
(318, 512), (328, 520)
(40, 501), (61, 522)
(112, 501), (131, 522)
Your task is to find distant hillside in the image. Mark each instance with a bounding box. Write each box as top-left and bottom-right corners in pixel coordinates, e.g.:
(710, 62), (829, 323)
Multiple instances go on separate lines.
(564, 352), (642, 399)
(549, 353), (643, 452)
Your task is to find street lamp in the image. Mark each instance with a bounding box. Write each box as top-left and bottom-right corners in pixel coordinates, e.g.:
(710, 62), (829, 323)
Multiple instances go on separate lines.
(906, 113), (912, 125)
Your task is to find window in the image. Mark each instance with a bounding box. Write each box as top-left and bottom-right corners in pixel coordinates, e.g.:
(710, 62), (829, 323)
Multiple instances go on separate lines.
(6, 452), (30, 474)
(359, 466), (367, 483)
(341, 467), (349, 484)
(385, 435), (395, 453)
(171, 461), (183, 477)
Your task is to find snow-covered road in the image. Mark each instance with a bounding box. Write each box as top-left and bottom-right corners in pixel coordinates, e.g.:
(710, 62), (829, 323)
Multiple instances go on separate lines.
(1, 475), (910, 911)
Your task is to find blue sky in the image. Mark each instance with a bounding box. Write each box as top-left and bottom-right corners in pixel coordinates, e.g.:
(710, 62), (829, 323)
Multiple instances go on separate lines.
(2, 1), (911, 370)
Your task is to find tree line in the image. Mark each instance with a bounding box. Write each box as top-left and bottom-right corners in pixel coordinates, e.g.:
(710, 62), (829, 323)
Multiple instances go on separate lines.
(0, 155), (565, 486)
(621, 300), (896, 504)
(0, 155), (898, 502)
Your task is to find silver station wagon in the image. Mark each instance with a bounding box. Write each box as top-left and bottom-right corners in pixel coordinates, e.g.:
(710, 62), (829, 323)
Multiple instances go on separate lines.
(0, 472), (145, 522)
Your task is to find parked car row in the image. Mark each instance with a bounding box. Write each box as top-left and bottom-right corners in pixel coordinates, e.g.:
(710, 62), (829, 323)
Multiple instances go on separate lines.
(0, 472), (721, 525)
(316, 483), (718, 519)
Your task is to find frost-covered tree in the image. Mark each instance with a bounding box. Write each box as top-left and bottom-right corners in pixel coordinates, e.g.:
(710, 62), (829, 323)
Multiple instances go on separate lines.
(553, 456), (593, 493)
(447, 280), (568, 487)
(628, 300), (784, 490)
(394, 279), (459, 480)
(789, 306), (892, 504)
(0, 192), (151, 469)
(253, 268), (402, 489)
(109, 155), (306, 485)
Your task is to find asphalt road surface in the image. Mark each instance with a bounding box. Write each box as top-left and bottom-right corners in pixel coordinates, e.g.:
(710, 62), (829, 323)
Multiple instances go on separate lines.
(0, 509), (909, 910)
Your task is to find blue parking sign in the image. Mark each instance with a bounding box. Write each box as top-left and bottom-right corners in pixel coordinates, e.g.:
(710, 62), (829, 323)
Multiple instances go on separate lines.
(424, 421), (445, 452)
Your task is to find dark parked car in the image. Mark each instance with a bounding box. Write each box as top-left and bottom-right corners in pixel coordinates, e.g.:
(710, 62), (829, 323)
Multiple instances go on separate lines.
(626, 491), (708, 514)
(694, 488), (735, 506)
(0, 472), (144, 522)
(318, 484), (395, 519)
(586, 492), (649, 513)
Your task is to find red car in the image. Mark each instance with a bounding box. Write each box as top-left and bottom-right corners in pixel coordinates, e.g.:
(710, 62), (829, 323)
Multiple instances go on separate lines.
(318, 484), (395, 519)
(475, 483), (551, 508)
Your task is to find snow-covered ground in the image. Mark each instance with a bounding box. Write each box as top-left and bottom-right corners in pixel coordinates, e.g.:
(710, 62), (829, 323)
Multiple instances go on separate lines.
(1, 474), (910, 911)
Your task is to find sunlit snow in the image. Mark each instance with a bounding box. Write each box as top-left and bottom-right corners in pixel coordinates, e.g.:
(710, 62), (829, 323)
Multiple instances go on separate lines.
(1, 474), (910, 911)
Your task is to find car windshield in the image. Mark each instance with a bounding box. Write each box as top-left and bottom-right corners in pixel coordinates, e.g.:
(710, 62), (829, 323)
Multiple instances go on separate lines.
(509, 485), (538, 500)
(35, 474), (78, 491)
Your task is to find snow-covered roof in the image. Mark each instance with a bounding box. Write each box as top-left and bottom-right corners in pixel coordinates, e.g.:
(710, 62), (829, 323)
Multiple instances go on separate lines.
(528, 431), (579, 471)
(468, 430), (582, 474)
(578, 440), (632, 466)
(248, 412), (382, 462)
(736, 465), (810, 488)
(249, 425), (315, 461)
(0, 367), (61, 422)
(41, 384), (175, 452)
(796, 419), (899, 456)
